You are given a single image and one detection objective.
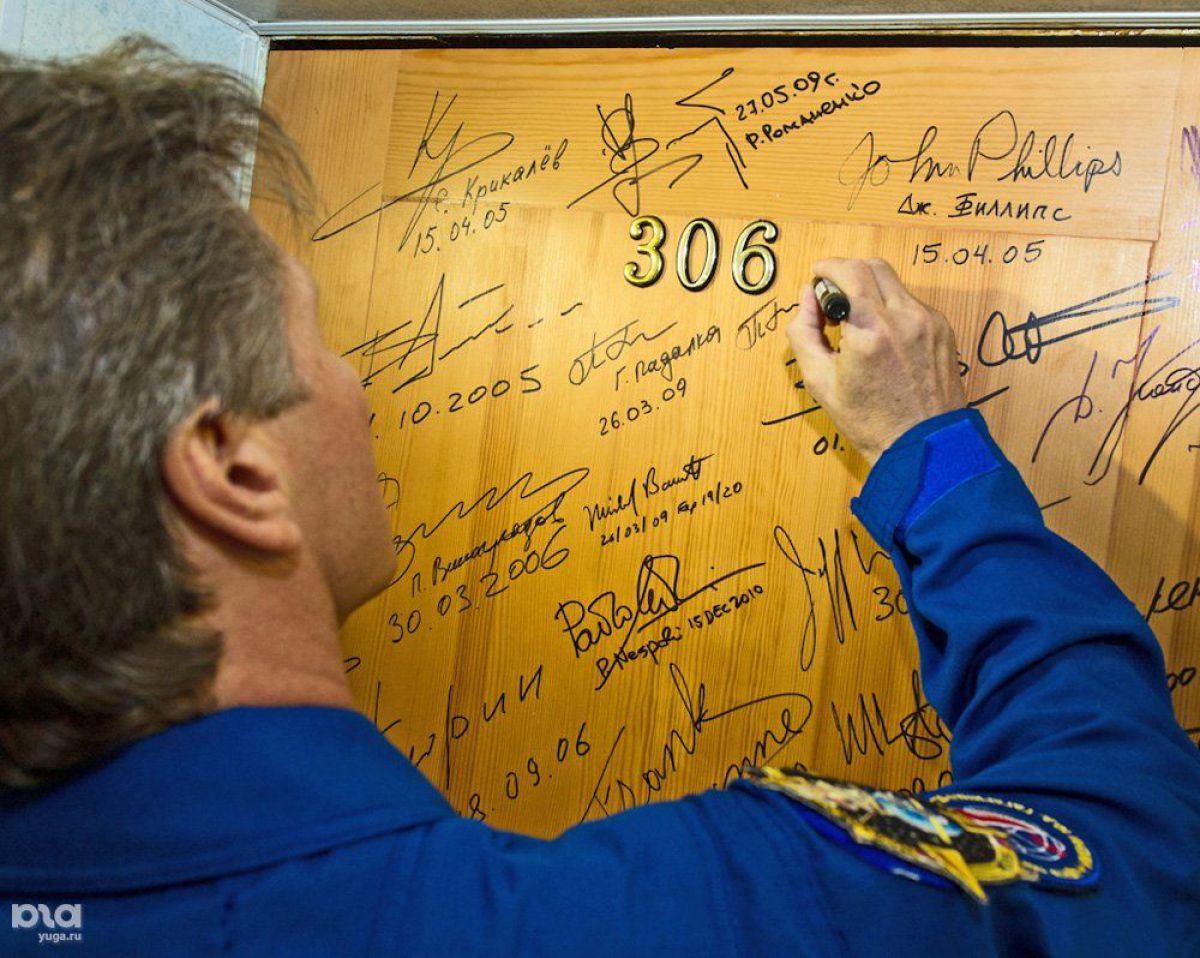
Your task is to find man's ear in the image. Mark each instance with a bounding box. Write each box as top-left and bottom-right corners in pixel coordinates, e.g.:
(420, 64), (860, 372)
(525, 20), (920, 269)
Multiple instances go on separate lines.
(162, 397), (302, 554)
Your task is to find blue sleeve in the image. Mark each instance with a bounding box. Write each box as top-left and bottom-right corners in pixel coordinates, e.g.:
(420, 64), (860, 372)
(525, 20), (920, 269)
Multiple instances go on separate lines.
(849, 407), (1200, 943)
(850, 406), (1200, 796)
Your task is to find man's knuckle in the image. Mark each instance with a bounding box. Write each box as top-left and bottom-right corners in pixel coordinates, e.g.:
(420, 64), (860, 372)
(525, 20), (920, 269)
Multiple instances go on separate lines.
(906, 303), (934, 326)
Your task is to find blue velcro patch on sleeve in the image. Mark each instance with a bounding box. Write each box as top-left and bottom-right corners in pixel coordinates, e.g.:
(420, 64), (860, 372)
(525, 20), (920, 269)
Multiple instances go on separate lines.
(896, 417), (1001, 540)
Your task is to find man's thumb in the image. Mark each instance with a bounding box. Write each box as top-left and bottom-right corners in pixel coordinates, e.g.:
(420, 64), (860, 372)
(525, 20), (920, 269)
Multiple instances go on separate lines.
(786, 284), (835, 388)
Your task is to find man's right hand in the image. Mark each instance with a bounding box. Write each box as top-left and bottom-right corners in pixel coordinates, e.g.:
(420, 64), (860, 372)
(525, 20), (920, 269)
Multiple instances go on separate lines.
(785, 257), (967, 467)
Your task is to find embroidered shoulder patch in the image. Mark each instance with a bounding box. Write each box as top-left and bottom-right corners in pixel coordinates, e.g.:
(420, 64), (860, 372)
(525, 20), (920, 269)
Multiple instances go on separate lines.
(741, 767), (1097, 903)
(927, 791), (1099, 891)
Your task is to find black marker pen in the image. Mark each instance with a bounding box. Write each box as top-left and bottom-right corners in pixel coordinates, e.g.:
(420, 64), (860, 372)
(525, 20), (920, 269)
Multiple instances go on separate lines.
(812, 277), (850, 324)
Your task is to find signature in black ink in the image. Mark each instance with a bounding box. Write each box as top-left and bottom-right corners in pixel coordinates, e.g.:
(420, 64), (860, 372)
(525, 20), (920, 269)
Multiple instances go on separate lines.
(569, 317), (678, 386)
(390, 465), (590, 586)
(1084, 323), (1200, 486)
(666, 67), (750, 190)
(1147, 576), (1200, 622)
(969, 110), (1121, 193)
(342, 276), (511, 392)
(1033, 350), (1100, 464)
(774, 524), (857, 671)
(583, 451), (713, 531)
(311, 91), (514, 250)
(614, 323), (721, 390)
(838, 111), (1121, 212)
(343, 275), (515, 393)
(568, 93), (704, 215)
(838, 125), (956, 211)
(977, 270), (1179, 369)
(773, 523), (902, 672)
(830, 669), (950, 765)
(760, 357), (824, 427)
(736, 297), (800, 352)
(343, 275), (446, 392)
(556, 552), (765, 668)
(579, 662), (813, 820)
(1032, 313), (1200, 485)
(344, 276), (575, 394)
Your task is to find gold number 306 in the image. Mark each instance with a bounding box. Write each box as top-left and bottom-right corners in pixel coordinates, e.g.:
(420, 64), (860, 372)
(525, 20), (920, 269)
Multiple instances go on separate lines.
(623, 215), (666, 287)
(623, 215), (777, 294)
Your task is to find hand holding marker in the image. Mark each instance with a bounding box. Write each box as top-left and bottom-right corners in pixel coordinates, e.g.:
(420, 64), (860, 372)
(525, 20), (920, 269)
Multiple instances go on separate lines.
(812, 276), (850, 323)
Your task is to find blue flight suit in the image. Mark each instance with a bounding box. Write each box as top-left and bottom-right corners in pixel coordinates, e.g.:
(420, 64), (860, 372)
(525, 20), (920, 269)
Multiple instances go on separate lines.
(1, 406), (1197, 956)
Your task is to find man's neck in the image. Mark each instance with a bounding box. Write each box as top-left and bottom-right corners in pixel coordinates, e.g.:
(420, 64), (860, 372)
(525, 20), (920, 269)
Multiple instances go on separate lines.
(213, 654), (353, 710)
(199, 545), (355, 711)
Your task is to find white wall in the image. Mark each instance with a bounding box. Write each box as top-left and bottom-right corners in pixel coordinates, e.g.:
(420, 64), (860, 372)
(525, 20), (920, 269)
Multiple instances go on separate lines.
(0, 0), (265, 93)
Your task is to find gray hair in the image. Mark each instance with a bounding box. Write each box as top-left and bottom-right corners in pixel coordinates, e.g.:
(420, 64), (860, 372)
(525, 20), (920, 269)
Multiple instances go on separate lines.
(0, 37), (312, 788)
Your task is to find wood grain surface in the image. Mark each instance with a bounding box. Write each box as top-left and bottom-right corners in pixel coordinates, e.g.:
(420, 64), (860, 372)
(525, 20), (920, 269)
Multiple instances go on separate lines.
(251, 45), (1200, 837)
